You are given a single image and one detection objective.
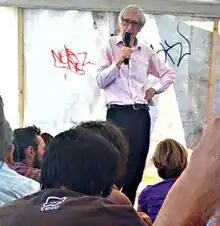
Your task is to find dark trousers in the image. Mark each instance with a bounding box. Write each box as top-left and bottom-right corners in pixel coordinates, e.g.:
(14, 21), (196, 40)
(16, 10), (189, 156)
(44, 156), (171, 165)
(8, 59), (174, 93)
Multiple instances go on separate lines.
(107, 106), (151, 204)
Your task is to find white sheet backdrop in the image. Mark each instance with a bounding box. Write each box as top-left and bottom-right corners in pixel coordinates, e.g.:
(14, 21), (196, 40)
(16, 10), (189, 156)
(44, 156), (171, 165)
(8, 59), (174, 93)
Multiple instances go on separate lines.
(0, 7), (19, 130)
(24, 10), (110, 135)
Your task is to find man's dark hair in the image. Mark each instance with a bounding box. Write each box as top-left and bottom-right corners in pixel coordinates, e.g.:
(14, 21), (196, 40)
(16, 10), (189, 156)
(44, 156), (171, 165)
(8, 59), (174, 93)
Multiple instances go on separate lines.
(41, 128), (119, 197)
(41, 132), (53, 148)
(76, 121), (129, 180)
(13, 125), (41, 162)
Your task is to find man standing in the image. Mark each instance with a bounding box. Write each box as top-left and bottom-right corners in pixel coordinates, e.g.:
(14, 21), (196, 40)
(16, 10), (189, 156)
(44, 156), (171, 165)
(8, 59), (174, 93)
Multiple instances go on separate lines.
(96, 5), (176, 204)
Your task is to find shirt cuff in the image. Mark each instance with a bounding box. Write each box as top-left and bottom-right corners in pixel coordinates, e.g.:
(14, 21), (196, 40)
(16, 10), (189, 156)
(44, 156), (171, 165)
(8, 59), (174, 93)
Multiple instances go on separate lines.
(152, 83), (164, 94)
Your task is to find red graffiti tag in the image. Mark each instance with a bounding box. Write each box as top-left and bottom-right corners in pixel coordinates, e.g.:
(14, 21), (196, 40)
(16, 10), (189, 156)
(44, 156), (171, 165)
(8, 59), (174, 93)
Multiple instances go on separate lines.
(51, 45), (95, 77)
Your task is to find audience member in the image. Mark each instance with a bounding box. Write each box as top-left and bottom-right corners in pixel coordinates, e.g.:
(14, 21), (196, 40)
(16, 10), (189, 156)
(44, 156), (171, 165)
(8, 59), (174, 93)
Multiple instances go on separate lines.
(138, 138), (188, 222)
(76, 120), (128, 188)
(4, 120), (14, 165)
(41, 132), (53, 149)
(0, 95), (40, 206)
(77, 121), (131, 204)
(0, 127), (147, 226)
(154, 118), (220, 225)
(10, 125), (45, 182)
(77, 120), (152, 225)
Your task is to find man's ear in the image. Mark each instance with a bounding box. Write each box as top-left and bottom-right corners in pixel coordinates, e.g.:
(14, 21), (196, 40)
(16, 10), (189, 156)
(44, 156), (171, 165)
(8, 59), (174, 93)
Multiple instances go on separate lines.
(5, 144), (14, 165)
(25, 146), (35, 158)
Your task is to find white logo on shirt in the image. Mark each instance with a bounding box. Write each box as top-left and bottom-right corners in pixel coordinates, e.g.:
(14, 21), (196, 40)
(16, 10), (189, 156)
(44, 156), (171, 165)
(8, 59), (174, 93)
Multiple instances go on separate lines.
(41, 196), (67, 212)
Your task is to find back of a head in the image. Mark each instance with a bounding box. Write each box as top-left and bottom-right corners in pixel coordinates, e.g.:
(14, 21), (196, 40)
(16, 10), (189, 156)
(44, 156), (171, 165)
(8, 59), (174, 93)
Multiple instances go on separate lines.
(41, 133), (53, 148)
(0, 96), (6, 162)
(5, 121), (12, 147)
(13, 125), (41, 162)
(152, 138), (188, 180)
(41, 127), (119, 197)
(76, 120), (129, 177)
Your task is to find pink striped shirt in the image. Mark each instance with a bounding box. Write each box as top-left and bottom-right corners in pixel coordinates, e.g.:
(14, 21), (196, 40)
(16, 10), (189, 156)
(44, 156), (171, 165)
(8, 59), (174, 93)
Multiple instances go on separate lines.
(96, 35), (176, 105)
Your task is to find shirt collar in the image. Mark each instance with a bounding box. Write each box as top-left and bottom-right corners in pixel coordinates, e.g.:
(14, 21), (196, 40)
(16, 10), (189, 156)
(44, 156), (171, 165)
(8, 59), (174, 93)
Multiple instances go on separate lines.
(116, 35), (141, 49)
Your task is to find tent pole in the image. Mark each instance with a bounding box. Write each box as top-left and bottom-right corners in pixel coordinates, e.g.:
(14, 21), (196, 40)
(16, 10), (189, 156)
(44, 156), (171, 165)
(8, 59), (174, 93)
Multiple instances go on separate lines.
(18, 8), (25, 127)
(206, 18), (219, 122)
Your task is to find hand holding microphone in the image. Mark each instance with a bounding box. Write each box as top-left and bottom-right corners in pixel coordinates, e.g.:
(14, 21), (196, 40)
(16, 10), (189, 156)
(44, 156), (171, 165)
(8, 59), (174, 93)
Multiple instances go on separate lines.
(116, 32), (132, 68)
(124, 32), (131, 65)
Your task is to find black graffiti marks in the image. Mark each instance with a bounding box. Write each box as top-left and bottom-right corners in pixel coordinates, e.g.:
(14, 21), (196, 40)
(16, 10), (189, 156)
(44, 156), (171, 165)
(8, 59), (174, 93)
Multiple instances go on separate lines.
(155, 22), (191, 67)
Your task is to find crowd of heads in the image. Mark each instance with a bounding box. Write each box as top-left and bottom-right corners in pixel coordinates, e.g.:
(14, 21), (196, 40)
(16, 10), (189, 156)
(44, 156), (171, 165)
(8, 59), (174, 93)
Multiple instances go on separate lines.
(0, 89), (189, 225)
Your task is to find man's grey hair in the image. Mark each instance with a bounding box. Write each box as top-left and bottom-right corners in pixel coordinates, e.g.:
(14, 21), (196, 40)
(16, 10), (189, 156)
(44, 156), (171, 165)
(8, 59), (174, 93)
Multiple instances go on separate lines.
(5, 120), (13, 149)
(0, 96), (12, 162)
(118, 5), (146, 28)
(0, 95), (6, 162)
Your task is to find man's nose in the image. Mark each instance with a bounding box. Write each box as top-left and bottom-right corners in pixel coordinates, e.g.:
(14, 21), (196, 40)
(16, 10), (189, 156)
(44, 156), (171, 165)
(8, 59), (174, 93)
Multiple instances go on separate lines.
(126, 23), (133, 31)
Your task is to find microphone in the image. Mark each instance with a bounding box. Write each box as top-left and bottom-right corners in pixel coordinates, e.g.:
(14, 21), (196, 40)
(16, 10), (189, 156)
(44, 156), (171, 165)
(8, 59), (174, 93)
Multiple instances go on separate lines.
(124, 32), (131, 65)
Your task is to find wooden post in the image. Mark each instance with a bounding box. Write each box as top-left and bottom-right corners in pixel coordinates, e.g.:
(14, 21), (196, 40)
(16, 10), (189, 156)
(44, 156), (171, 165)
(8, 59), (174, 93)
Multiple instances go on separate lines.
(206, 18), (219, 121)
(17, 8), (25, 127)
(115, 12), (120, 35)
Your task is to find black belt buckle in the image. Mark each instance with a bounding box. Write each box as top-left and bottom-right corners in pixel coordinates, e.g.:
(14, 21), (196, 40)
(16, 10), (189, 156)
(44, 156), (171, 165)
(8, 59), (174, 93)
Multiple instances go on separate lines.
(133, 103), (149, 111)
(132, 104), (139, 110)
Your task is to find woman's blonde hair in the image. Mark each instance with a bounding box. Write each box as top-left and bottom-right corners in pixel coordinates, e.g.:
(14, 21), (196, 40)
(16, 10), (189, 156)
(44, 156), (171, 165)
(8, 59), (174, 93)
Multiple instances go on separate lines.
(152, 138), (188, 180)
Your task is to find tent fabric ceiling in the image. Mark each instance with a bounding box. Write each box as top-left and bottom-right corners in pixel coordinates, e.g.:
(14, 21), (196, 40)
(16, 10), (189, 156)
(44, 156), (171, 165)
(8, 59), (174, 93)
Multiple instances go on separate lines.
(0, 0), (220, 17)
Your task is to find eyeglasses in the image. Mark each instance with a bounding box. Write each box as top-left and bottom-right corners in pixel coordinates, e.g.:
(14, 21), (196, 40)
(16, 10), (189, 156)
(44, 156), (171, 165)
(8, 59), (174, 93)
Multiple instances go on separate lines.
(121, 18), (140, 28)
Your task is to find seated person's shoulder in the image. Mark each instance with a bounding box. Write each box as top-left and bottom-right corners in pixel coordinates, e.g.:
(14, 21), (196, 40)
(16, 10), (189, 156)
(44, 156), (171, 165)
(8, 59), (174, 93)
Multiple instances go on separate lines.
(108, 187), (132, 205)
(140, 184), (152, 195)
(138, 184), (157, 207)
(10, 162), (41, 182)
(0, 189), (145, 226)
(0, 163), (40, 194)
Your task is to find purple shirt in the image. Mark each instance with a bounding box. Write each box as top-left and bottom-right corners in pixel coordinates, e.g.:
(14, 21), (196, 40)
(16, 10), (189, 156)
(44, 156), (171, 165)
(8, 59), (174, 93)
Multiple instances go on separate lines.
(96, 35), (176, 105)
(138, 179), (176, 222)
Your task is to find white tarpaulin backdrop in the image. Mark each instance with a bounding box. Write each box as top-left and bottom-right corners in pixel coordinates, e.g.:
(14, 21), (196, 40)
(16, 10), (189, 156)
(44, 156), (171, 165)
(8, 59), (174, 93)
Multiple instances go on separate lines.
(24, 10), (111, 135)
(0, 6), (217, 149)
(0, 7), (19, 129)
(23, 9), (189, 146)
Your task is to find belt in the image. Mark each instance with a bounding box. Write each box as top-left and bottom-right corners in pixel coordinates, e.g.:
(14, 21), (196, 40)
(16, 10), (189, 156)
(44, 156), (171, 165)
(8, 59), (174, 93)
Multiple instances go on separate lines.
(107, 103), (149, 111)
